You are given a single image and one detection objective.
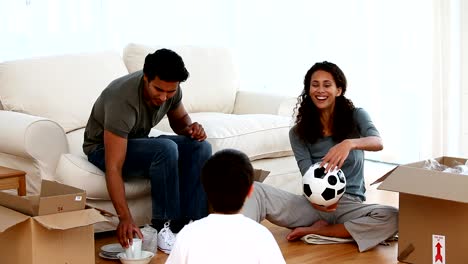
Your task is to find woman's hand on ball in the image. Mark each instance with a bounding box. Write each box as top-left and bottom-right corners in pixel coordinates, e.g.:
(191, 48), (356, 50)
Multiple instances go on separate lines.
(321, 140), (353, 172)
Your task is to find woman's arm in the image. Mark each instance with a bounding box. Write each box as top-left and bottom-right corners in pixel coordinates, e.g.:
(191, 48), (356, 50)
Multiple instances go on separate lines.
(289, 128), (313, 176)
(346, 136), (383, 151)
(321, 108), (384, 171)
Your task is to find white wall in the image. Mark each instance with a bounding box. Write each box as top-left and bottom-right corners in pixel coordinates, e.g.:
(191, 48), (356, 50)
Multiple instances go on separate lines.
(0, 0), (466, 164)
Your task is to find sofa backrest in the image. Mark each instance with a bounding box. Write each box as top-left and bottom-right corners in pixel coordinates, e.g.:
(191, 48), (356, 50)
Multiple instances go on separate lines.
(0, 52), (129, 133)
(123, 43), (239, 114)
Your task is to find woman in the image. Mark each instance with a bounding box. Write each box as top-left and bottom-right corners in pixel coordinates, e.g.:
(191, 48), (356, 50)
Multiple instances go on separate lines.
(242, 61), (398, 252)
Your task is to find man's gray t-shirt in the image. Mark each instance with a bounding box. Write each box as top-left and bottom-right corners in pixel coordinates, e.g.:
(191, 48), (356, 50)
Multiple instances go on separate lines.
(83, 70), (182, 155)
(289, 108), (380, 201)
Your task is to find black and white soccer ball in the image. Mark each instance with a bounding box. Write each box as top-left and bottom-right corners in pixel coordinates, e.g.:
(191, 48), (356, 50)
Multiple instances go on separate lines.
(302, 162), (346, 207)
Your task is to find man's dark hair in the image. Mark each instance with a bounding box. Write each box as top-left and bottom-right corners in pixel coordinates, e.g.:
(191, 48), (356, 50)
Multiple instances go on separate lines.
(201, 149), (254, 214)
(143, 48), (189, 82)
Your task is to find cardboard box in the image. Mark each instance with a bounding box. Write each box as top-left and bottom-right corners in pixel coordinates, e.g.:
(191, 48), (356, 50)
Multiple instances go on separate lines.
(254, 169), (270, 183)
(0, 180), (107, 264)
(0, 179), (87, 215)
(375, 156), (468, 264)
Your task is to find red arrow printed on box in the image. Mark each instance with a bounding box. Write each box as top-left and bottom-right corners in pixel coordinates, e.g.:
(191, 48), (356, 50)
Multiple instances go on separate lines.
(435, 243), (443, 263)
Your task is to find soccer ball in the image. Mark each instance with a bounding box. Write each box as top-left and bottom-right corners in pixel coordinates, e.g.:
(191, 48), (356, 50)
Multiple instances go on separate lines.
(302, 162), (346, 207)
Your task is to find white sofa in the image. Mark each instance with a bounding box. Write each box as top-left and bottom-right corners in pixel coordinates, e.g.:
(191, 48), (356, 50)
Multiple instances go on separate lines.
(0, 43), (301, 232)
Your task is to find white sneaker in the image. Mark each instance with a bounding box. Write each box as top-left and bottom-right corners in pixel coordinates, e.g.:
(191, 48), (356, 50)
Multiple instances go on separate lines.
(157, 221), (176, 254)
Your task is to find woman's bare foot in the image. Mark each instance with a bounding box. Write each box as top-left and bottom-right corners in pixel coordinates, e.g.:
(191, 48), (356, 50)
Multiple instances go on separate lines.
(286, 220), (330, 241)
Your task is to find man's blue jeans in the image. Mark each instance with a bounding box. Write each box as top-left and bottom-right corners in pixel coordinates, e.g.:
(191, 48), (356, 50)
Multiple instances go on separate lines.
(87, 135), (212, 222)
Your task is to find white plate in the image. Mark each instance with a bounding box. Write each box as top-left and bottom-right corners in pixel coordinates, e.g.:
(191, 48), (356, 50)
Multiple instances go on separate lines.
(99, 252), (119, 260)
(101, 243), (125, 253)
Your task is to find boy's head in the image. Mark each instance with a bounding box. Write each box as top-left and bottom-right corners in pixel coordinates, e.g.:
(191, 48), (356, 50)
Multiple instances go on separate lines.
(201, 149), (254, 214)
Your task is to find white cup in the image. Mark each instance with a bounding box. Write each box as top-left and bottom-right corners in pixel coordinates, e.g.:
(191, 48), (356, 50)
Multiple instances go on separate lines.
(125, 238), (142, 259)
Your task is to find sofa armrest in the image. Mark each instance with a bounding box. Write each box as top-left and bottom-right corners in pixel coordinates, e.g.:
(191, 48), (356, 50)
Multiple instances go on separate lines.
(233, 91), (297, 117)
(0, 110), (68, 179)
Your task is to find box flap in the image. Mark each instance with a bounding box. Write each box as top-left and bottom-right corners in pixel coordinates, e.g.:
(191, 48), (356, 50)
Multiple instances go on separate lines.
(0, 191), (40, 215)
(37, 193), (86, 216)
(0, 205), (30, 233)
(438, 156), (467, 167)
(38, 180), (86, 215)
(371, 166), (398, 185)
(0, 180), (86, 216)
(40, 180), (85, 197)
(253, 169), (270, 183)
(33, 209), (108, 230)
(378, 163), (468, 203)
(85, 204), (117, 217)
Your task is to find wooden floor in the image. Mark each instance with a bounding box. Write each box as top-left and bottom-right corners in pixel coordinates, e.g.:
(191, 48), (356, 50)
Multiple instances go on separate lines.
(95, 220), (400, 264)
(95, 161), (402, 264)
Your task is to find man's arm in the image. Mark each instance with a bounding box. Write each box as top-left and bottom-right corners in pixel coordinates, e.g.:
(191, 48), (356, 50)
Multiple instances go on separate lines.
(104, 130), (142, 247)
(167, 102), (192, 134)
(167, 102), (207, 141)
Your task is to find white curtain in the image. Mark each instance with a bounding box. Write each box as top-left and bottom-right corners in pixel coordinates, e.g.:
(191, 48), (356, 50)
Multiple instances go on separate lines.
(462, 0), (468, 158)
(0, 0), (465, 164)
(429, 0), (464, 160)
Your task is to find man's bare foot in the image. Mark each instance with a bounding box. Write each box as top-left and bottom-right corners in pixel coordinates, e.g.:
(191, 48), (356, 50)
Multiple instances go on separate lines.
(286, 220), (330, 241)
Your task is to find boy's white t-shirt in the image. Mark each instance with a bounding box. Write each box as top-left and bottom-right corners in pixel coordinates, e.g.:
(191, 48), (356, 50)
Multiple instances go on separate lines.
(165, 213), (286, 264)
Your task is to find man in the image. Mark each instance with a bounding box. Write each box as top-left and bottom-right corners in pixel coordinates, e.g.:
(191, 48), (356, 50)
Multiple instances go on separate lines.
(83, 48), (212, 254)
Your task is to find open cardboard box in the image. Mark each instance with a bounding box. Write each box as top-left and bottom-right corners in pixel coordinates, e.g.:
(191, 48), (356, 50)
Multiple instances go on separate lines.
(253, 169), (270, 183)
(374, 156), (468, 264)
(0, 180), (108, 264)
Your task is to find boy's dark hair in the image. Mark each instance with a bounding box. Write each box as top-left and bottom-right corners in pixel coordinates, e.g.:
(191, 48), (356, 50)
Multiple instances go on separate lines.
(201, 149), (254, 214)
(143, 48), (189, 82)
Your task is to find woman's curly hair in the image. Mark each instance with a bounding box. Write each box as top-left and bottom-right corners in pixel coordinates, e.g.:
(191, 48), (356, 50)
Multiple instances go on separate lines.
(293, 61), (357, 144)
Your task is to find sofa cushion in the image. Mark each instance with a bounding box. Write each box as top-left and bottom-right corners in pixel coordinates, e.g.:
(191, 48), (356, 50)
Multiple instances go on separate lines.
(123, 43), (238, 114)
(65, 114), (293, 161)
(67, 128), (87, 157)
(55, 153), (151, 200)
(155, 112), (293, 160)
(0, 52), (129, 132)
(63, 128), (173, 200)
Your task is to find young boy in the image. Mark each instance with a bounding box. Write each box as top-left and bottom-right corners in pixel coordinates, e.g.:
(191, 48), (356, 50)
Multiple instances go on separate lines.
(165, 149), (286, 264)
